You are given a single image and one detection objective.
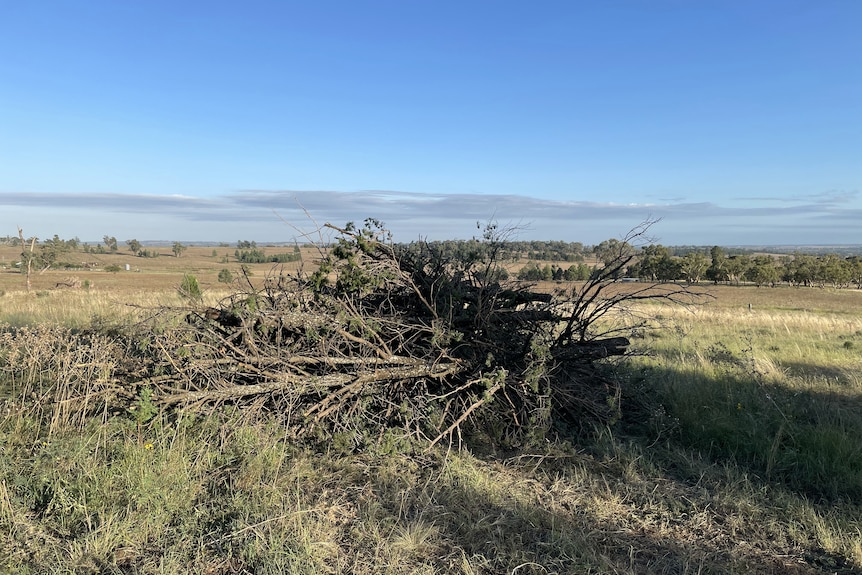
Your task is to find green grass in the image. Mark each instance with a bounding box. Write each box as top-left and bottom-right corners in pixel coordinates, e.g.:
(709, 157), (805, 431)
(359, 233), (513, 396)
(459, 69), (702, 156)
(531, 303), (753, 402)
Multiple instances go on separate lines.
(1, 290), (861, 573)
(623, 304), (862, 500)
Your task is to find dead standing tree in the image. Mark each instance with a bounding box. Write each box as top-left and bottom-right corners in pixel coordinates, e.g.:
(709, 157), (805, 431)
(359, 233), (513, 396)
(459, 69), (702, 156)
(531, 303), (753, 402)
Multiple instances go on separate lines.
(17, 227), (36, 293)
(131, 218), (702, 449)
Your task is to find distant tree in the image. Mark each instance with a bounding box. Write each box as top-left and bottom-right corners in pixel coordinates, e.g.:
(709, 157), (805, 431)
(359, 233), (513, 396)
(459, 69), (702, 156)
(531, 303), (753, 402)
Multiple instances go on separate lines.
(782, 253), (816, 286)
(563, 263), (591, 281)
(172, 242), (187, 258)
(127, 239), (142, 253)
(819, 254), (852, 288)
(103, 235), (118, 252)
(634, 244), (672, 281)
(594, 238), (634, 269)
(517, 263), (545, 281)
(17, 227), (36, 292)
(552, 265), (565, 281)
(104, 264), (122, 273)
(37, 235), (71, 270)
(847, 257), (862, 289)
(745, 256), (779, 287)
(679, 252), (708, 284)
(217, 268), (233, 283)
(706, 246), (728, 284)
(725, 255), (751, 285)
(235, 248), (266, 263)
(654, 256), (682, 282)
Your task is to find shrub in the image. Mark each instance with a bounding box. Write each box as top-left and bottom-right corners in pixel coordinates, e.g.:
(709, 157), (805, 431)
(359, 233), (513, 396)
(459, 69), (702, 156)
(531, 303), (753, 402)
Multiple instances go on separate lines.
(178, 274), (202, 301)
(217, 269), (233, 284)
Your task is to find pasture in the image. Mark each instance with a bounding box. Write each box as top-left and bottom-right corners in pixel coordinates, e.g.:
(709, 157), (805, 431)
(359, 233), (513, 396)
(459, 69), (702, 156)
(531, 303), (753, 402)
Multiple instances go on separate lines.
(0, 245), (860, 574)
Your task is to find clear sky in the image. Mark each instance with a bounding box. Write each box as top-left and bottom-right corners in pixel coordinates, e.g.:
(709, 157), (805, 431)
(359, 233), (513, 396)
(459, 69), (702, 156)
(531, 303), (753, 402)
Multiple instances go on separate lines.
(1, 1), (860, 246)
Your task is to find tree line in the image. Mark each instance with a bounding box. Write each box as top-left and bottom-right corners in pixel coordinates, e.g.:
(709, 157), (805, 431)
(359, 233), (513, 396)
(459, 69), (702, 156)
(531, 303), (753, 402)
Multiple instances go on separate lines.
(401, 238), (862, 288)
(5, 233), (861, 288)
(626, 245), (862, 288)
(3, 235), (300, 271)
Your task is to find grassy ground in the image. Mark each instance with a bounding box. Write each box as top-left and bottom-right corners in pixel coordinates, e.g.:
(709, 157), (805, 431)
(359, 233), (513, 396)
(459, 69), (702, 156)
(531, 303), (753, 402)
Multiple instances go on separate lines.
(1, 267), (861, 573)
(0, 245), (311, 295)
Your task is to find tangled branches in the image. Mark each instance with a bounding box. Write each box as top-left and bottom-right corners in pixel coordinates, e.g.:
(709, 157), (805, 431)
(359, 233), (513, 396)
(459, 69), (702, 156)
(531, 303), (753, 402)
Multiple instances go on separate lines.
(124, 219), (702, 450)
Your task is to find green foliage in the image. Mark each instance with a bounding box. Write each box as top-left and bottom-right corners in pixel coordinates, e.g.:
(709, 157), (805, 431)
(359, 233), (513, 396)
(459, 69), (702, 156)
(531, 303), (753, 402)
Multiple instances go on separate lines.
(131, 386), (158, 425)
(126, 239), (142, 253)
(516, 262), (548, 281)
(217, 268), (234, 283)
(679, 251), (708, 283)
(234, 248), (301, 263)
(310, 219), (395, 295)
(593, 238), (634, 269)
(103, 264), (122, 273)
(178, 274), (202, 301)
(631, 244), (679, 281)
(564, 263), (592, 281)
(707, 245), (727, 283)
(172, 241), (187, 257)
(745, 256), (780, 287)
(36, 235), (74, 269)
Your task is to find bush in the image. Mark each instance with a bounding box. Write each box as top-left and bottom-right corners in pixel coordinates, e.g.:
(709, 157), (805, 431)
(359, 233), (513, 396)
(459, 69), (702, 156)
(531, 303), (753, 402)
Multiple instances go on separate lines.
(178, 274), (202, 301)
(217, 269), (233, 284)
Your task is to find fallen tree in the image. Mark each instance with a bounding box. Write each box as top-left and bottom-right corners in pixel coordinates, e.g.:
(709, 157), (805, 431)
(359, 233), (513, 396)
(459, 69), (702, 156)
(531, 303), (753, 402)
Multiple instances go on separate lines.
(120, 219), (702, 449)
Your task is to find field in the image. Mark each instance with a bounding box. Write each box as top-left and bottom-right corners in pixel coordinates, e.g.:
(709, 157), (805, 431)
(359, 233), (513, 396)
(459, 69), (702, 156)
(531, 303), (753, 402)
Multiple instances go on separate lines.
(1, 245), (861, 574)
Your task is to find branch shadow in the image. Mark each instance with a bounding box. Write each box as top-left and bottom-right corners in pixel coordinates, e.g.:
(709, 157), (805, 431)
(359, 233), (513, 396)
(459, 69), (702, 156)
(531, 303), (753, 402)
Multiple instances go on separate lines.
(354, 444), (844, 575)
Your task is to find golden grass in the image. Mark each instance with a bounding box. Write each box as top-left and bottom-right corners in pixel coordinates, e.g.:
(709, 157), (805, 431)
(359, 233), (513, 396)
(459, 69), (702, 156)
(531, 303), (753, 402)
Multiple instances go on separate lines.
(0, 287), (236, 329)
(0, 244), (315, 293)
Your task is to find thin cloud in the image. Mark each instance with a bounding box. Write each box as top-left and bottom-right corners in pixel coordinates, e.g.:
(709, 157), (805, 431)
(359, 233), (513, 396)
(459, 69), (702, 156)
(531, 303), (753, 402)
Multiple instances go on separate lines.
(0, 192), (222, 212)
(1, 189), (858, 244)
(732, 190), (858, 205)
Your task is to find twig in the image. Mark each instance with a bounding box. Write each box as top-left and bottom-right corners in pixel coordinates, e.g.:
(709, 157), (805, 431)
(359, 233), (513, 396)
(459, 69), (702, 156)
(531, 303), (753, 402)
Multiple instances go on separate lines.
(427, 380), (504, 450)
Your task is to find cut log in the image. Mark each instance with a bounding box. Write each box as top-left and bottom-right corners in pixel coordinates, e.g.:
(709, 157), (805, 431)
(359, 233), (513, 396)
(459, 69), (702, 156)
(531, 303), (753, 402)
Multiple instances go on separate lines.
(553, 337), (630, 362)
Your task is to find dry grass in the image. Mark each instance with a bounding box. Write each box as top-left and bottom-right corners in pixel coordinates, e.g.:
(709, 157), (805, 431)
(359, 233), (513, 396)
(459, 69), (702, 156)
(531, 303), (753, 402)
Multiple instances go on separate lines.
(1, 263), (861, 573)
(0, 244), (314, 294)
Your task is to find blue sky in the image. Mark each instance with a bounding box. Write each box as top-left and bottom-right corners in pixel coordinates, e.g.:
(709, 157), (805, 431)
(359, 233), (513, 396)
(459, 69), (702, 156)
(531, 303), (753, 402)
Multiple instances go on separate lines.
(1, 1), (860, 245)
